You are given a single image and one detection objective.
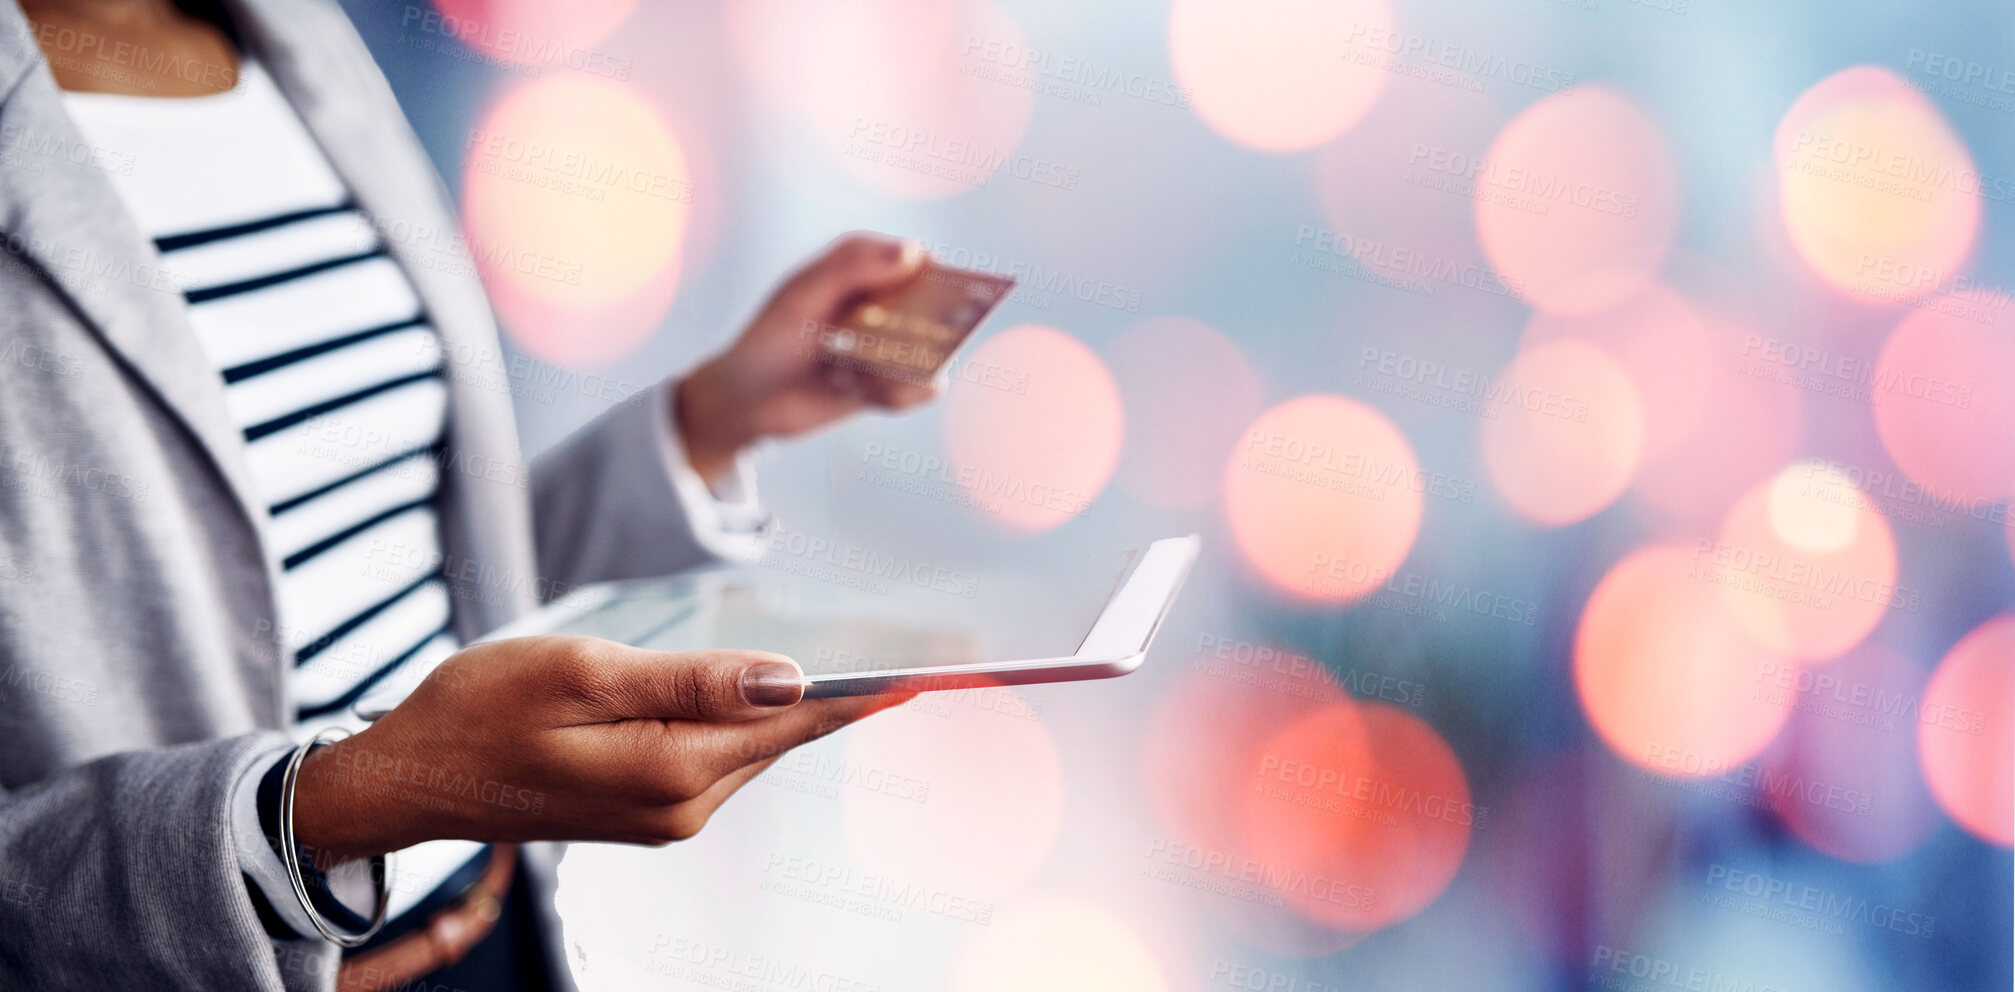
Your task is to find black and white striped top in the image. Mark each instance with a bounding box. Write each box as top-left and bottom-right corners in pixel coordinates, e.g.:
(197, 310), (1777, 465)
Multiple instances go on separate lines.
(67, 59), (478, 925)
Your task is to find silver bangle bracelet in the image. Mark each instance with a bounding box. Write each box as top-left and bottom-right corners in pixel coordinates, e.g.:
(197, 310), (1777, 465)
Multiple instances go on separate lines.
(278, 727), (390, 947)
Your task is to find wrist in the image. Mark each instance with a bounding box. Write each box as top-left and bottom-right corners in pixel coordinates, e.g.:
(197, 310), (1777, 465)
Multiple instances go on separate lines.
(675, 357), (762, 486)
(290, 735), (424, 864)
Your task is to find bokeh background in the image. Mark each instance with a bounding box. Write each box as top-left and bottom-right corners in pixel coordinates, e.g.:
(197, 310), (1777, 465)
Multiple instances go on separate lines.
(336, 0), (2014, 988)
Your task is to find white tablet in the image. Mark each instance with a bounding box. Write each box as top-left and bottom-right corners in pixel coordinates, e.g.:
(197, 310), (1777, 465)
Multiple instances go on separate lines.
(355, 535), (1197, 717)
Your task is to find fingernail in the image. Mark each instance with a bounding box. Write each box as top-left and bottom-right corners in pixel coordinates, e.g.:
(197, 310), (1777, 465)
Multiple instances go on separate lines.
(896, 239), (924, 269)
(740, 662), (805, 707)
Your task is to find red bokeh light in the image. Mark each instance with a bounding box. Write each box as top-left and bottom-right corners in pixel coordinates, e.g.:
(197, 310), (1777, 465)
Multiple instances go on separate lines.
(1240, 703), (1474, 931)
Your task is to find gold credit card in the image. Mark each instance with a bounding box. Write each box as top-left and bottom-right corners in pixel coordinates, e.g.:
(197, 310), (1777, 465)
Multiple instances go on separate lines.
(815, 259), (1016, 385)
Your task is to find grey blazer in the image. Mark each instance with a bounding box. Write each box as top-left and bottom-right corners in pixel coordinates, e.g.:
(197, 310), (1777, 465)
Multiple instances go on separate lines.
(0, 1), (725, 987)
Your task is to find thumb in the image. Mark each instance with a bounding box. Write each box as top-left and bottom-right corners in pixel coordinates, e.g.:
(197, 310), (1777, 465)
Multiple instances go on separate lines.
(567, 644), (806, 723)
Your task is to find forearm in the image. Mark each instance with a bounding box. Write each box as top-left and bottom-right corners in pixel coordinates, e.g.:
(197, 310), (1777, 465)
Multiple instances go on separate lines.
(0, 733), (319, 990)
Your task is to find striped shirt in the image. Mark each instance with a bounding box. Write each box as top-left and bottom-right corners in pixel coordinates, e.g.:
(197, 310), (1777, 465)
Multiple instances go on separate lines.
(66, 59), (480, 928)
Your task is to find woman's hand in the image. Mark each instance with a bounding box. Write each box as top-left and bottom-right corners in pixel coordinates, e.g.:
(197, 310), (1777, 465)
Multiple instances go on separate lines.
(676, 232), (939, 483)
(289, 636), (908, 860)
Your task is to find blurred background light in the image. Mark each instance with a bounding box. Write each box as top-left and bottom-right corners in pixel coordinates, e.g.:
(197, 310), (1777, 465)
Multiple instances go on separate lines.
(1575, 546), (1794, 776)
(842, 687), (1065, 899)
(1918, 615), (2015, 848)
(1239, 702), (1474, 932)
(345, 0), (2015, 985)
(1480, 339), (1644, 526)
(1774, 67), (1980, 304)
(726, 0), (1035, 200)
(1168, 0), (1392, 152)
(941, 324), (1124, 533)
(949, 899), (1168, 991)
(1224, 395), (1423, 601)
(1474, 87), (1679, 317)
(1871, 290), (2015, 503)
(1715, 465), (1898, 659)
(461, 75), (689, 367)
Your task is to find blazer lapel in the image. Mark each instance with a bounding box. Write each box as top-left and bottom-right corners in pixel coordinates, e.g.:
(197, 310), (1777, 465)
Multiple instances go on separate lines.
(0, 4), (276, 562)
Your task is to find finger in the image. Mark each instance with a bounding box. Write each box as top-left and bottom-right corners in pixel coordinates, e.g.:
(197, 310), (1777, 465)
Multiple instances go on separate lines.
(575, 689), (917, 811)
(816, 362), (869, 405)
(777, 233), (924, 318)
(656, 689), (916, 787)
(552, 639), (808, 724)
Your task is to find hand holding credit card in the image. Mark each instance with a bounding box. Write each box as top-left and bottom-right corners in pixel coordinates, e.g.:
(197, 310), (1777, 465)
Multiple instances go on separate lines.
(814, 258), (1017, 385)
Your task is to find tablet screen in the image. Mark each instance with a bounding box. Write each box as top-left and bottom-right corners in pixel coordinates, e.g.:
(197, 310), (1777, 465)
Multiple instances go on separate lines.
(535, 548), (1141, 678)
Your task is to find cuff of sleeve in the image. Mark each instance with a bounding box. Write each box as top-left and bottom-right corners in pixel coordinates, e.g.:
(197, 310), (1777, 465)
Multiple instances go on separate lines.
(233, 743), (381, 941)
(232, 745), (316, 939)
(657, 377), (773, 563)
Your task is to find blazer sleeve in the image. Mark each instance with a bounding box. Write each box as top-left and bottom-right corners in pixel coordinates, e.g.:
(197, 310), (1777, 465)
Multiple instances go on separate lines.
(0, 732), (339, 992)
(528, 378), (772, 593)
